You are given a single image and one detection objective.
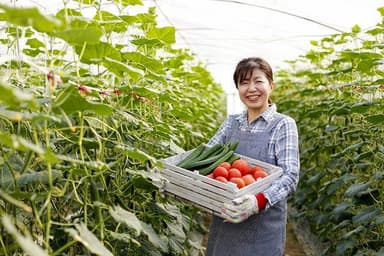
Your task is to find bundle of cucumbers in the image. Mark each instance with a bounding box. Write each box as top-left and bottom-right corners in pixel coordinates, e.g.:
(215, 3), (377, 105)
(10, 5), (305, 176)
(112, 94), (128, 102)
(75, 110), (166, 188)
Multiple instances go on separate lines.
(176, 141), (240, 175)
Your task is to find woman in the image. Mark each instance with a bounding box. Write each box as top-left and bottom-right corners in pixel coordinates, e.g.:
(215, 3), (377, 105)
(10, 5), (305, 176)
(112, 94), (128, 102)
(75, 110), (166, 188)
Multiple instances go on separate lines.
(206, 57), (300, 256)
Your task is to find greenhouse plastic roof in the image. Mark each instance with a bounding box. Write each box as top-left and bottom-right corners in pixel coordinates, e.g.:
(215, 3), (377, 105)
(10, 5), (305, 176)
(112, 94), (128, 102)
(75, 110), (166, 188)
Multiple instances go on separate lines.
(147, 0), (383, 112)
(10, 0), (384, 113)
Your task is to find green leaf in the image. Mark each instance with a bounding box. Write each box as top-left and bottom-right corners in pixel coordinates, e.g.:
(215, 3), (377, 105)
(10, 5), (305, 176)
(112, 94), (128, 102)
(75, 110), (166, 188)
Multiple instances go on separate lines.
(118, 0), (143, 6)
(130, 175), (157, 191)
(332, 201), (352, 214)
(351, 24), (361, 33)
(342, 225), (364, 239)
(55, 8), (82, 20)
(52, 86), (113, 116)
(109, 231), (140, 246)
(344, 183), (369, 197)
(147, 26), (176, 45)
(123, 52), (165, 74)
(66, 223), (113, 256)
(131, 38), (163, 48)
(75, 42), (121, 64)
(365, 114), (384, 124)
(2, 215), (48, 256)
(26, 38), (45, 49)
(109, 206), (142, 236)
(357, 60), (377, 73)
(0, 78), (36, 108)
(330, 105), (350, 116)
(103, 57), (143, 81)
(114, 144), (156, 163)
(23, 48), (43, 57)
(141, 222), (168, 252)
(340, 142), (365, 155)
(350, 101), (375, 113)
(0, 4), (62, 33)
(0, 133), (58, 163)
(131, 86), (160, 98)
(375, 215), (384, 225)
(72, 0), (97, 4)
(378, 7), (384, 16)
(0, 191), (32, 214)
(325, 124), (338, 132)
(53, 27), (102, 44)
(336, 240), (356, 255)
(16, 170), (62, 187)
(326, 178), (344, 195)
(93, 11), (127, 33)
(352, 206), (381, 224)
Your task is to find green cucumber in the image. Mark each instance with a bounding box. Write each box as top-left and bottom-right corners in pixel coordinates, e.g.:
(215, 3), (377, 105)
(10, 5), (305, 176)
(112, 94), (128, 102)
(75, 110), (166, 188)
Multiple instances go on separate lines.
(192, 143), (223, 162)
(198, 150), (234, 175)
(227, 153), (240, 164)
(183, 146), (231, 170)
(177, 144), (205, 168)
(229, 140), (239, 151)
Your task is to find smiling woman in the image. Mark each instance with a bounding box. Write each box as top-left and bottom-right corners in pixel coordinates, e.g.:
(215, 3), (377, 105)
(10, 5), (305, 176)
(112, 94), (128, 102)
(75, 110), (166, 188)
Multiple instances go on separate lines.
(234, 57), (274, 121)
(205, 56), (300, 256)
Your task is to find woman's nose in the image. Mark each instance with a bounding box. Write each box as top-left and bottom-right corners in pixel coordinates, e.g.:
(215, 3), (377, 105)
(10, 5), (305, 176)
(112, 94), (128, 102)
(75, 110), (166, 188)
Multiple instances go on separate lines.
(248, 82), (258, 90)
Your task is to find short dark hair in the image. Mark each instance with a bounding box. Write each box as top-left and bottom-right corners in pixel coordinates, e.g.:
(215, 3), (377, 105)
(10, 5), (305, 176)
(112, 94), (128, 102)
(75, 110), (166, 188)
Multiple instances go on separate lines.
(233, 57), (273, 89)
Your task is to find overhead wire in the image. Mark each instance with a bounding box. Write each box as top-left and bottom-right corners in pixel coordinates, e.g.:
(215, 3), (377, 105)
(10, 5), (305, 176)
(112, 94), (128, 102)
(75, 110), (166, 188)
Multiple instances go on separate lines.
(147, 0), (345, 54)
(207, 0), (345, 33)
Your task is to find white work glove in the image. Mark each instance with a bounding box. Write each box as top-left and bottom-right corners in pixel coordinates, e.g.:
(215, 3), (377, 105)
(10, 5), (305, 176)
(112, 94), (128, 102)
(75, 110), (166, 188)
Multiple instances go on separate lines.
(221, 194), (259, 223)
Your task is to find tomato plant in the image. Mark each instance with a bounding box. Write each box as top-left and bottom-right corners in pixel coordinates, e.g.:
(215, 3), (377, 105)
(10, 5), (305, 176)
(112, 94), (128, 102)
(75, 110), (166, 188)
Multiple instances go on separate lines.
(0, 1), (226, 255)
(274, 8), (384, 255)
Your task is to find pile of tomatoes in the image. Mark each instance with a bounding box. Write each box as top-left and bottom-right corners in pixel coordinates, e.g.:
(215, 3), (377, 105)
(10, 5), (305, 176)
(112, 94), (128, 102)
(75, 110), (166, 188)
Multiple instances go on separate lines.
(206, 159), (268, 189)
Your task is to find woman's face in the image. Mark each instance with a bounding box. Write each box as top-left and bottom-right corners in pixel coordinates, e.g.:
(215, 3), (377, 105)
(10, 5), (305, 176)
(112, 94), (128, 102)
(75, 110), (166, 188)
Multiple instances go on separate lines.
(237, 69), (273, 115)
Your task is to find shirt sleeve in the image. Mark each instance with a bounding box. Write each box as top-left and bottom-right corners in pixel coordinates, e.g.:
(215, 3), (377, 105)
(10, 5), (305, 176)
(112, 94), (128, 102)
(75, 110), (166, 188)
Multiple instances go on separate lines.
(263, 117), (300, 208)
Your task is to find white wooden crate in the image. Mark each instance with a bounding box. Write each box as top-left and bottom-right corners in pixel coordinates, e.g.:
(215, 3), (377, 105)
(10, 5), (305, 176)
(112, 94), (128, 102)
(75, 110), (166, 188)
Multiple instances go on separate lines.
(157, 149), (283, 216)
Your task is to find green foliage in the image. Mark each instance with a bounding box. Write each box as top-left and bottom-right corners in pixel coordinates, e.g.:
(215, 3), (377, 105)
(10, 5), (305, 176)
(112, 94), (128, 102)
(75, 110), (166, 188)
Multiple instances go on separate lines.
(275, 7), (384, 256)
(0, 1), (225, 255)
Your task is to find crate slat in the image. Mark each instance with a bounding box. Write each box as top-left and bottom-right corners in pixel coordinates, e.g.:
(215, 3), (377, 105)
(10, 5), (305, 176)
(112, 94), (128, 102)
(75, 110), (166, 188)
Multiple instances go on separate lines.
(159, 167), (236, 201)
(157, 149), (283, 216)
(164, 183), (224, 215)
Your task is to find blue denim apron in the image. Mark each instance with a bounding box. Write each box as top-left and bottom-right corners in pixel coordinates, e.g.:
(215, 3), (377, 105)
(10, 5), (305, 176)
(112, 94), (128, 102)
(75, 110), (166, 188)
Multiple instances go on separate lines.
(206, 115), (286, 256)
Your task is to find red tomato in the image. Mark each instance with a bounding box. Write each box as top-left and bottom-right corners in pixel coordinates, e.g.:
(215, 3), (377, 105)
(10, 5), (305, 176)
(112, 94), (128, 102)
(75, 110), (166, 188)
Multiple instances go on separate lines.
(229, 177), (245, 189)
(206, 173), (214, 179)
(218, 161), (231, 170)
(228, 168), (242, 179)
(253, 170), (268, 180)
(213, 166), (229, 178)
(250, 166), (264, 176)
(215, 176), (228, 183)
(242, 174), (256, 186)
(231, 159), (250, 176)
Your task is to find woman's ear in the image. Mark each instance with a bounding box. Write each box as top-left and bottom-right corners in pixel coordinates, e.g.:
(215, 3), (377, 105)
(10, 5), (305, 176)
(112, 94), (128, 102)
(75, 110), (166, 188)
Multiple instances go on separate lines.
(270, 82), (275, 90)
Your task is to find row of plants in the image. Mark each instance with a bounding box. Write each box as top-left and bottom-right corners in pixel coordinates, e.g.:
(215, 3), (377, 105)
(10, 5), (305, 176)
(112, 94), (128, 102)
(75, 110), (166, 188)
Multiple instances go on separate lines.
(0, 1), (226, 255)
(274, 7), (384, 256)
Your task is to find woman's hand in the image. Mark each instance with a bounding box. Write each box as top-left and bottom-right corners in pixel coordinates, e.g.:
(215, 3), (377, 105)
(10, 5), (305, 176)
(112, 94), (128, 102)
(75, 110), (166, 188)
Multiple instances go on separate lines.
(221, 193), (267, 223)
(221, 194), (259, 223)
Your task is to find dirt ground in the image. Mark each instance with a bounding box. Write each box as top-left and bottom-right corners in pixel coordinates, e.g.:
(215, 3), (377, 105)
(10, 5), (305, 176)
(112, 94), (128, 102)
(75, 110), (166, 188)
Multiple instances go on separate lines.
(284, 221), (307, 256)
